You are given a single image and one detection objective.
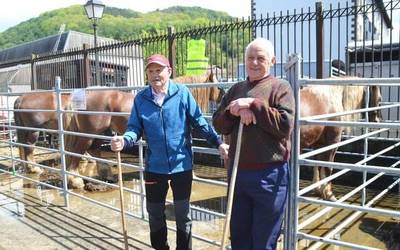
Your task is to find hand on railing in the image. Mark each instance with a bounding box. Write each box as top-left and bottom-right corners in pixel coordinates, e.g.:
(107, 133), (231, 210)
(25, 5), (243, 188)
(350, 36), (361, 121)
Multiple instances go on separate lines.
(110, 136), (124, 152)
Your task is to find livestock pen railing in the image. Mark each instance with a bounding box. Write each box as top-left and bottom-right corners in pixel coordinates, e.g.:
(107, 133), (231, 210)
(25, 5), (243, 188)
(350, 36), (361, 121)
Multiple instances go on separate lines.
(0, 79), (240, 248)
(286, 54), (400, 250)
(0, 59), (399, 249)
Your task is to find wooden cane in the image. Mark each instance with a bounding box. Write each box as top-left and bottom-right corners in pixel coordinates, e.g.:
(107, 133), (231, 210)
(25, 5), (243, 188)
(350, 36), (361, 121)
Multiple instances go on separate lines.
(220, 122), (244, 250)
(116, 151), (129, 250)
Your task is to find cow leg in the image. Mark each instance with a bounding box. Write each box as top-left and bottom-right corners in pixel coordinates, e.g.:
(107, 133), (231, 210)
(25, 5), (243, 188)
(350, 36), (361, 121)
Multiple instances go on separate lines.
(312, 166), (322, 196)
(18, 145), (26, 168)
(25, 146), (43, 174)
(87, 148), (116, 183)
(81, 152), (96, 164)
(19, 131), (42, 174)
(314, 150), (337, 201)
(66, 154), (85, 189)
(65, 136), (93, 189)
(317, 127), (342, 201)
(321, 149), (337, 202)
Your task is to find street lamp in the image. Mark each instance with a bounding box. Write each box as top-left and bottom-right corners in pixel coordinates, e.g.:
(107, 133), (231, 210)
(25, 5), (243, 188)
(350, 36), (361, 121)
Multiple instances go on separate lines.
(84, 0), (105, 86)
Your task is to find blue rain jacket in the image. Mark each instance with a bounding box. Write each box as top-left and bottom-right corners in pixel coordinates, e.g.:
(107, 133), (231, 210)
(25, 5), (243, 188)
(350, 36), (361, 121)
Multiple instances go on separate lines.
(123, 80), (222, 174)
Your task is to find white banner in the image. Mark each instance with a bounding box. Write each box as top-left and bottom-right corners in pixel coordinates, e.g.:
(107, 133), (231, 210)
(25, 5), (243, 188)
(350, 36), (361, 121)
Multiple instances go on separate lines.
(71, 89), (86, 110)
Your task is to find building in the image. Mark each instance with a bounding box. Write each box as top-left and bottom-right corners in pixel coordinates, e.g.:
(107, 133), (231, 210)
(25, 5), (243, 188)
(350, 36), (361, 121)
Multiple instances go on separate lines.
(347, 40), (400, 78)
(0, 30), (144, 91)
(352, 0), (393, 42)
(0, 30), (144, 122)
(250, 0), (396, 78)
(252, 0), (393, 41)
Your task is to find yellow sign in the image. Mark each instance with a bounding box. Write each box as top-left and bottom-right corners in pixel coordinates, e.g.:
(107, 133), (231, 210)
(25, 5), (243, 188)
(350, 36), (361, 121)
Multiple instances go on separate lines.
(186, 39), (208, 76)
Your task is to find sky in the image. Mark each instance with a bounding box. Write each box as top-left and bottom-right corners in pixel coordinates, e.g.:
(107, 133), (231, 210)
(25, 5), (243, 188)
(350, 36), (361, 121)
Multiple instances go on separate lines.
(0, 0), (252, 32)
(0, 1), (397, 35)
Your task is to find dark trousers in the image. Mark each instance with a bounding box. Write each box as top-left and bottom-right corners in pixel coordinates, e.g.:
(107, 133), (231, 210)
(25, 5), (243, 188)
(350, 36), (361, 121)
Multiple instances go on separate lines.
(229, 163), (289, 250)
(145, 170), (193, 250)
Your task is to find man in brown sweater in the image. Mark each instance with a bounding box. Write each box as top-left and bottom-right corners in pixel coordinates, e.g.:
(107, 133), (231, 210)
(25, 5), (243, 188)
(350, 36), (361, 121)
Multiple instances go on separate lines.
(213, 38), (295, 250)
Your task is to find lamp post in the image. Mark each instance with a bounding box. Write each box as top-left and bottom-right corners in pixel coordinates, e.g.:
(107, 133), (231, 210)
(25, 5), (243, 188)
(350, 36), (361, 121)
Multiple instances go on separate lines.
(84, 0), (105, 86)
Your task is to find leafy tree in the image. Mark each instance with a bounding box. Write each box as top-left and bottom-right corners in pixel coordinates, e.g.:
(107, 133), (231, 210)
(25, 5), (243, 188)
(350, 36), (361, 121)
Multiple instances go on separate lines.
(0, 5), (250, 78)
(0, 5), (231, 50)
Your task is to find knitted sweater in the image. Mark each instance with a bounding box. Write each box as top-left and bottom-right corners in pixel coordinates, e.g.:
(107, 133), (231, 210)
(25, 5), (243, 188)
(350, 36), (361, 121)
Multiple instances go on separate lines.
(212, 75), (295, 170)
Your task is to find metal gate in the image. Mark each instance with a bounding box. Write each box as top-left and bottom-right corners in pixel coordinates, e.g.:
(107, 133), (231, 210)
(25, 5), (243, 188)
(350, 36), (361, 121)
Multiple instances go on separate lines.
(0, 79), (237, 248)
(285, 54), (400, 249)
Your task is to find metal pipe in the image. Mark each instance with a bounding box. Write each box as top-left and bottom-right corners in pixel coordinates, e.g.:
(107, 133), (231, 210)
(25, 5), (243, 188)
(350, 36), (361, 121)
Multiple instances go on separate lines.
(306, 172), (400, 250)
(300, 159), (400, 177)
(362, 86), (371, 206)
(300, 77), (400, 86)
(299, 141), (400, 197)
(93, 20), (100, 86)
(300, 128), (387, 160)
(55, 76), (69, 207)
(284, 53), (301, 250)
(301, 120), (398, 129)
(316, 1), (324, 79)
(297, 232), (381, 250)
(301, 103), (400, 121)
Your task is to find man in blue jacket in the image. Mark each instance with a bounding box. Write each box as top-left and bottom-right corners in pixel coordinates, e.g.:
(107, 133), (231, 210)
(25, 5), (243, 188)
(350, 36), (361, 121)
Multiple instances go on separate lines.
(111, 54), (229, 250)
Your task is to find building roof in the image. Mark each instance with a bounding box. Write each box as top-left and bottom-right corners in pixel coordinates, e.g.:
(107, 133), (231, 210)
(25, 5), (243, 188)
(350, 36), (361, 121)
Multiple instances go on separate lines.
(375, 0), (393, 29)
(0, 30), (115, 62)
(347, 39), (400, 50)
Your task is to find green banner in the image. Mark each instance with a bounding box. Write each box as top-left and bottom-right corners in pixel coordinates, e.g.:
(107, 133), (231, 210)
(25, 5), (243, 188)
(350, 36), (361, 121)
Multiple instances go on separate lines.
(186, 39), (208, 76)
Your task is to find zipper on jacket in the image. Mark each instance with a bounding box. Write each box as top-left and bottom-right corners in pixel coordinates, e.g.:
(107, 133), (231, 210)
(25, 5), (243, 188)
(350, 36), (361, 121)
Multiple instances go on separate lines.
(160, 106), (172, 172)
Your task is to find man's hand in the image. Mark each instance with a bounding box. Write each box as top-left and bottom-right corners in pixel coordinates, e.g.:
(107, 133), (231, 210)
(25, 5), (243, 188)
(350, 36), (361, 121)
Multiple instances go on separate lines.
(218, 143), (230, 160)
(111, 136), (125, 152)
(239, 108), (257, 125)
(228, 98), (255, 116)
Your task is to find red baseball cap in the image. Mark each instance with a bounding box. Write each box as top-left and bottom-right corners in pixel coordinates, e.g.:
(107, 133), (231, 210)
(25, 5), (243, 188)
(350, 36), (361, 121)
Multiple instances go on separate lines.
(145, 54), (170, 68)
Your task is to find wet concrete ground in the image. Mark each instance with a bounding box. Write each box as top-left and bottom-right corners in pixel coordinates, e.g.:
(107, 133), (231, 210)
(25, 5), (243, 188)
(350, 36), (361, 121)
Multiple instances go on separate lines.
(2, 170), (399, 249)
(0, 146), (399, 249)
(0, 172), (226, 250)
(297, 180), (400, 249)
(0, 174), (151, 249)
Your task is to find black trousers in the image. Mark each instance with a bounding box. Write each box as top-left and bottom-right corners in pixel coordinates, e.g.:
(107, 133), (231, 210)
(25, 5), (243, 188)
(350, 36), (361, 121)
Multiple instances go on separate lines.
(145, 170), (193, 250)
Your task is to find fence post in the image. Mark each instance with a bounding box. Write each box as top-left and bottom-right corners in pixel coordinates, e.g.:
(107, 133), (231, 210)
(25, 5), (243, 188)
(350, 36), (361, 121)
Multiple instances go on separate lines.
(82, 44), (91, 88)
(7, 86), (16, 175)
(316, 1), (324, 79)
(251, 0), (257, 39)
(55, 76), (70, 208)
(167, 26), (176, 78)
(31, 54), (37, 90)
(284, 53), (301, 250)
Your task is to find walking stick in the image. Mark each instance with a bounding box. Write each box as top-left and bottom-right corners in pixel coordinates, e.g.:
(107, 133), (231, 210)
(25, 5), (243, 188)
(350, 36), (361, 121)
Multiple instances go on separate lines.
(116, 151), (129, 250)
(220, 122), (244, 250)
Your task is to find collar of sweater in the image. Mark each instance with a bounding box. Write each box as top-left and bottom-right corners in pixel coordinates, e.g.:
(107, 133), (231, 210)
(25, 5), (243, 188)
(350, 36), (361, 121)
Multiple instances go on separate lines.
(247, 74), (272, 86)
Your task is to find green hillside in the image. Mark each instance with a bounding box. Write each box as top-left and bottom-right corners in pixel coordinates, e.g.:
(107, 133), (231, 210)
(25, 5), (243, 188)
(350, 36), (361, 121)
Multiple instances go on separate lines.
(0, 5), (231, 49)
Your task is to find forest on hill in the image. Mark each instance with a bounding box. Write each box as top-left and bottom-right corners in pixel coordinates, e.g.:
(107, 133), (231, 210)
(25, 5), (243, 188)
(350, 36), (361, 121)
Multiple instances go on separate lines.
(0, 5), (232, 50)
